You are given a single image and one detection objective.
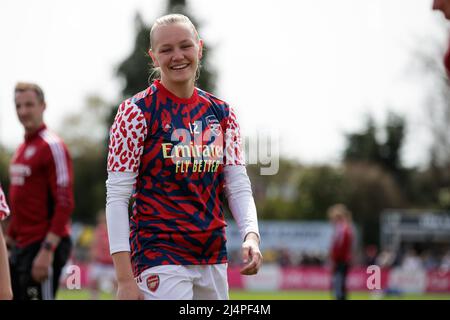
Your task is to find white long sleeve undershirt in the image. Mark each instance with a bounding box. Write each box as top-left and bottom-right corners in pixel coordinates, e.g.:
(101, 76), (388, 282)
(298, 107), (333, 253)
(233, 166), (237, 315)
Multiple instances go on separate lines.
(223, 165), (260, 242)
(105, 171), (136, 254)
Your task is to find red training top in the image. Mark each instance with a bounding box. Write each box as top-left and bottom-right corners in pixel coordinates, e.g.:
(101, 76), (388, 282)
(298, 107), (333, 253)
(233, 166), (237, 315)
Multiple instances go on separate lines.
(8, 125), (74, 247)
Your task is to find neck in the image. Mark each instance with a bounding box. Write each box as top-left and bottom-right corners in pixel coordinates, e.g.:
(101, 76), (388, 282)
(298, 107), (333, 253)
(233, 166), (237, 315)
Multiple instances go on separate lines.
(25, 123), (44, 135)
(160, 78), (195, 99)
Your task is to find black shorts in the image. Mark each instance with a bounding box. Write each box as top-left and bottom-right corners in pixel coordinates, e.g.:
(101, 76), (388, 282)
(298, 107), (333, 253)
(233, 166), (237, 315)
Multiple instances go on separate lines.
(9, 237), (72, 300)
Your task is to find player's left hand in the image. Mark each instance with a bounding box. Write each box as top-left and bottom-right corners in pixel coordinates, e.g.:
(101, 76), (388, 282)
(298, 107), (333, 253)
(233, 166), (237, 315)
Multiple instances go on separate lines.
(31, 249), (54, 283)
(240, 233), (263, 276)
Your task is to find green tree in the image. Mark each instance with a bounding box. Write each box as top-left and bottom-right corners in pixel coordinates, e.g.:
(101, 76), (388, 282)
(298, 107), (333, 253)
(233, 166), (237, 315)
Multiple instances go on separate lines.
(294, 166), (346, 220)
(246, 158), (301, 220)
(342, 113), (408, 245)
(343, 113), (406, 178)
(290, 162), (406, 246)
(116, 14), (151, 99)
(412, 26), (450, 210)
(380, 112), (405, 176)
(342, 162), (406, 246)
(344, 116), (382, 165)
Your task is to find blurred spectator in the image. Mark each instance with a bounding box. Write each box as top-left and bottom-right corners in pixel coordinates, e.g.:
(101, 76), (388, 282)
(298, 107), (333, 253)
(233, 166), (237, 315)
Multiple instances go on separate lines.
(376, 248), (396, 268)
(364, 245), (378, 266)
(300, 251), (325, 266)
(421, 250), (440, 271)
(439, 250), (450, 272)
(88, 210), (116, 300)
(261, 249), (277, 264)
(401, 248), (424, 271)
(328, 204), (354, 300)
(277, 248), (292, 267)
(74, 225), (94, 262)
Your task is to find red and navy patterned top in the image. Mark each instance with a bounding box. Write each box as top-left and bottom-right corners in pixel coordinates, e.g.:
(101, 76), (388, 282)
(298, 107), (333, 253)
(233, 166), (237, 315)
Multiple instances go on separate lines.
(107, 80), (244, 277)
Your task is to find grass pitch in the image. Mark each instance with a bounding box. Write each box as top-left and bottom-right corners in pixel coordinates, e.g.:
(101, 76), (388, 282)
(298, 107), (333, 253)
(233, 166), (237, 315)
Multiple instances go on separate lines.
(56, 289), (450, 300)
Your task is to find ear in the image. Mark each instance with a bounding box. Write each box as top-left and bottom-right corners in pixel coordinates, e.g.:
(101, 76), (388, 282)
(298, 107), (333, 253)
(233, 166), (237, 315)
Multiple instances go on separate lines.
(198, 39), (204, 60)
(148, 49), (159, 67)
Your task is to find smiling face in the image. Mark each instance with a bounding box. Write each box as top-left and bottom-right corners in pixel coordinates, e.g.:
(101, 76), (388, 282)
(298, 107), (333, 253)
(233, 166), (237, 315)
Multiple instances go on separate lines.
(15, 89), (45, 134)
(149, 22), (203, 90)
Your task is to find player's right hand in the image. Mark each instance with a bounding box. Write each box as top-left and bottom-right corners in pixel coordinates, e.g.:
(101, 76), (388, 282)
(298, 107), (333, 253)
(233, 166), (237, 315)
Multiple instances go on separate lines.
(116, 279), (144, 300)
(240, 233), (263, 276)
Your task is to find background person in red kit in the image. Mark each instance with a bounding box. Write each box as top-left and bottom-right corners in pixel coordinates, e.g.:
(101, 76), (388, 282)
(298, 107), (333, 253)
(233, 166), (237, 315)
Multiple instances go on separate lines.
(328, 204), (354, 300)
(433, 0), (450, 75)
(6, 82), (74, 300)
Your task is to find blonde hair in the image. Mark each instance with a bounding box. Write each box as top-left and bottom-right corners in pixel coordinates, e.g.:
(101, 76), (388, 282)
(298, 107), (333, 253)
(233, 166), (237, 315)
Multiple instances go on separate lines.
(327, 203), (352, 222)
(15, 82), (45, 103)
(149, 14), (199, 50)
(148, 14), (201, 84)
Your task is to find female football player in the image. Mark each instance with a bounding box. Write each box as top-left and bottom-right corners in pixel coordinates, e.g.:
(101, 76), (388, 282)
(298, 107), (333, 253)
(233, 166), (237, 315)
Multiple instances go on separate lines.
(106, 14), (262, 300)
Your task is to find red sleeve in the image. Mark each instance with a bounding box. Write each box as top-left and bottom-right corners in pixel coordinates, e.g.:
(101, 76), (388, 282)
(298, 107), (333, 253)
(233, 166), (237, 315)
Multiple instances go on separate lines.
(1, 185), (15, 239)
(45, 141), (75, 237)
(0, 185), (9, 221)
(107, 101), (147, 173)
